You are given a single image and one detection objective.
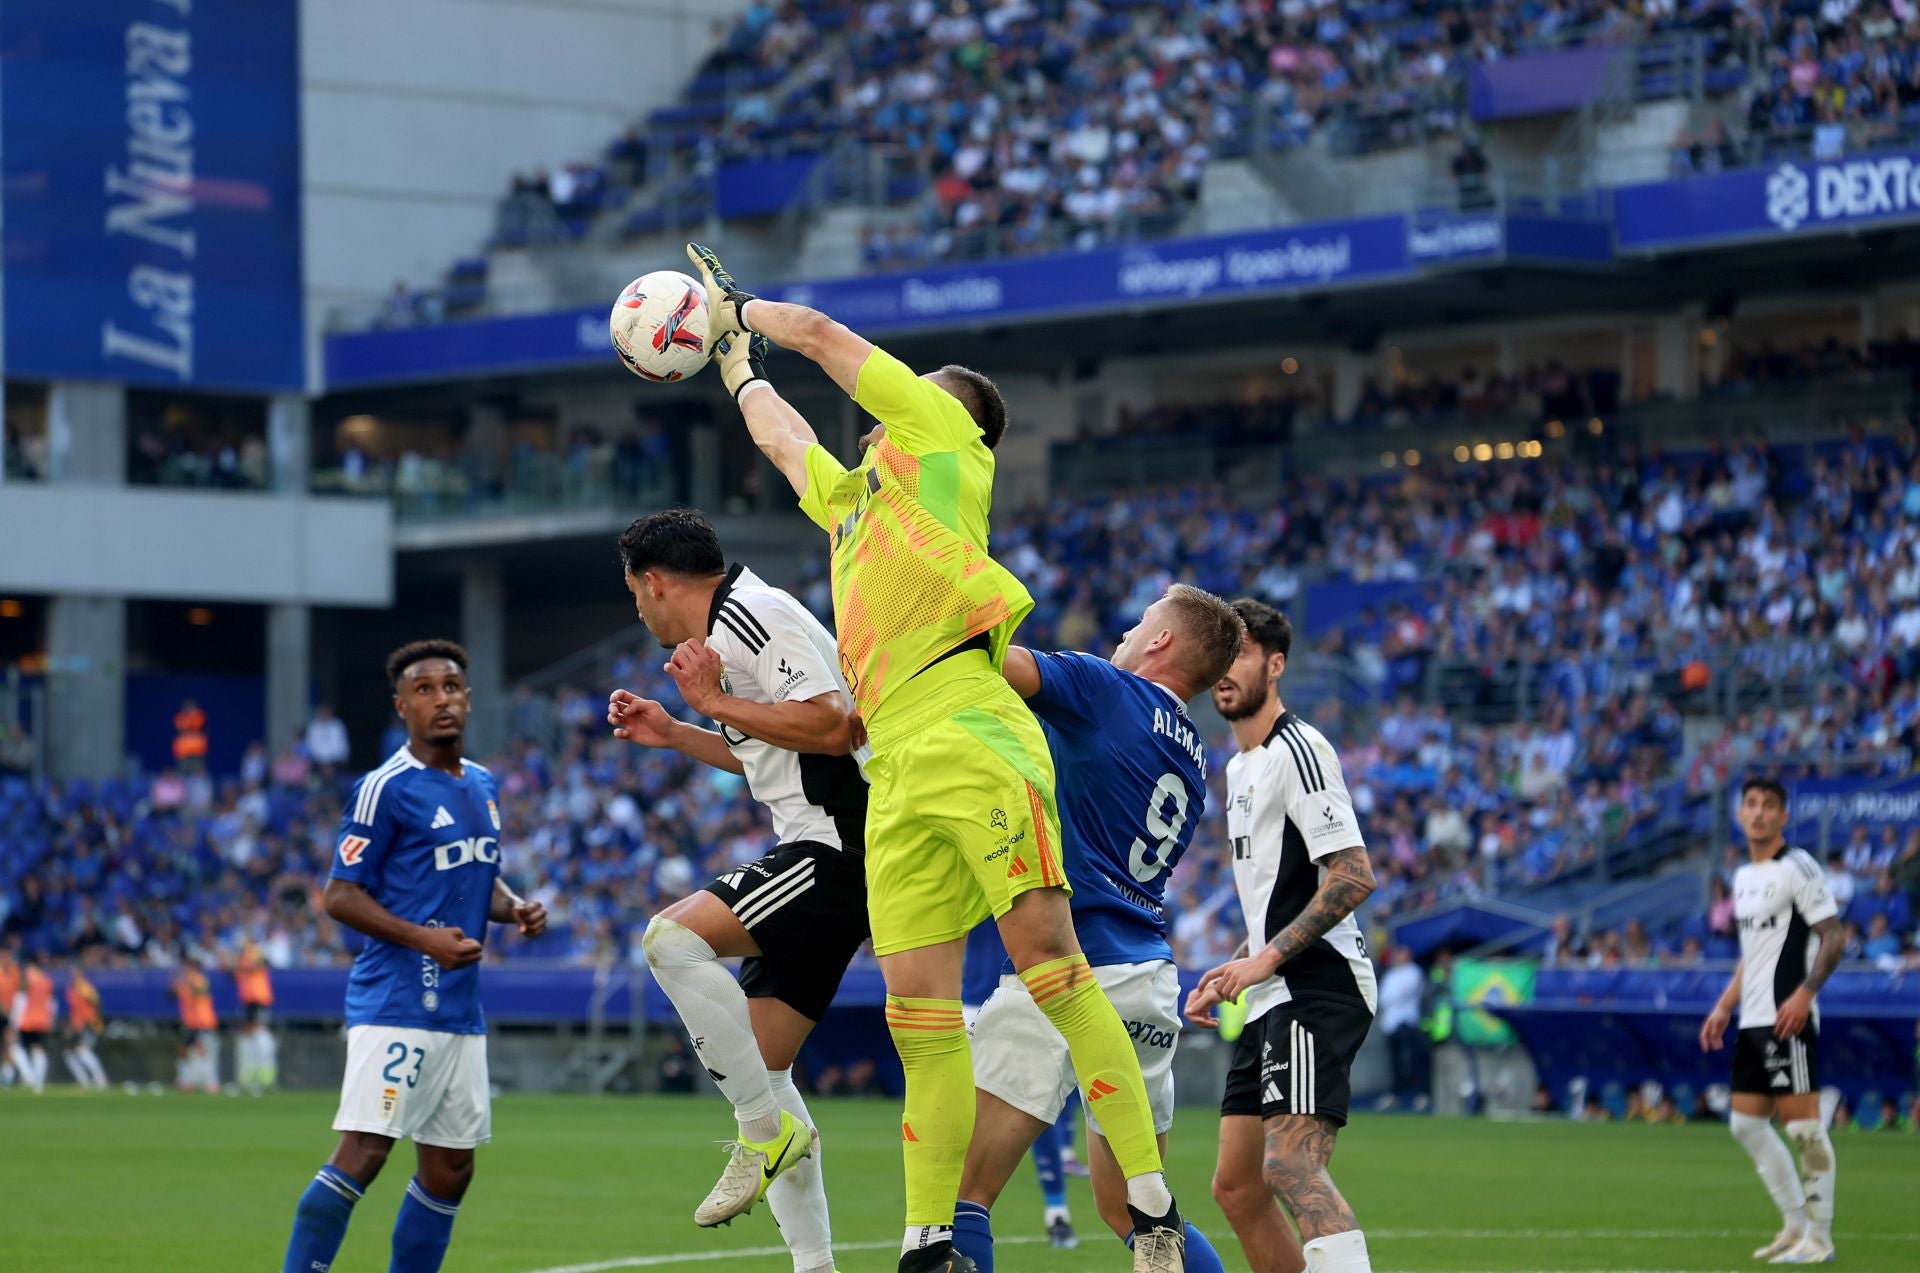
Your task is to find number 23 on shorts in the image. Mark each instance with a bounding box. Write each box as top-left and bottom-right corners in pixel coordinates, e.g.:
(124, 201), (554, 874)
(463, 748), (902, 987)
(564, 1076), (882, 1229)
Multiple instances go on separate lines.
(382, 1041), (425, 1089)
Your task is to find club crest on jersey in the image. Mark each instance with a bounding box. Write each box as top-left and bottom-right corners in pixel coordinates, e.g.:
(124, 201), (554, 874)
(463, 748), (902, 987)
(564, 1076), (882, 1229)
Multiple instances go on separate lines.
(487, 799), (501, 830)
(990, 807), (1008, 830)
(338, 835), (370, 866)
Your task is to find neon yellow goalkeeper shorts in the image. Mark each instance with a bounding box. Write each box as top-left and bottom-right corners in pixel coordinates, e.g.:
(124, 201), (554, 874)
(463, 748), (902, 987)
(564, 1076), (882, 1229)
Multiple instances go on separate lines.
(862, 652), (1069, 957)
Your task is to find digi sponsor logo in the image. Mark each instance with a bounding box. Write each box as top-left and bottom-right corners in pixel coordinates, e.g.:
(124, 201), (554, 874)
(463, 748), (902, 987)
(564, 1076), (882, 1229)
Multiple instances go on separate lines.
(432, 836), (499, 871)
(338, 835), (370, 866)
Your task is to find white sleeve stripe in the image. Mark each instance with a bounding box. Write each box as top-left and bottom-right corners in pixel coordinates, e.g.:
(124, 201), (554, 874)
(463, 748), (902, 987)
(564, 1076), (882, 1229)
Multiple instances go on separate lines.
(352, 751), (416, 826)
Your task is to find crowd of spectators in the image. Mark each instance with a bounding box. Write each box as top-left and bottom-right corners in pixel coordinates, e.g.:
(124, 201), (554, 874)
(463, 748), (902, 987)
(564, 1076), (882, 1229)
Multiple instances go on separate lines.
(128, 424), (270, 491)
(510, 0), (1920, 277)
(14, 420), (1920, 976)
(314, 420), (685, 516)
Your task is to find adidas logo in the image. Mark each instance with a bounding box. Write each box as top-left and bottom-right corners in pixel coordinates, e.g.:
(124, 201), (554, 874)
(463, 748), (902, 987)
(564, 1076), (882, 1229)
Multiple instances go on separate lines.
(1007, 856), (1030, 879)
(1087, 1079), (1118, 1101)
(430, 806), (455, 830)
(1264, 1082), (1284, 1104)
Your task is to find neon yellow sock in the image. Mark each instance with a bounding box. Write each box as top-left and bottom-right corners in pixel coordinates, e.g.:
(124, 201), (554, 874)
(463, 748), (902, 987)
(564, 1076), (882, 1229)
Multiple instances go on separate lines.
(885, 995), (973, 1227)
(1020, 954), (1163, 1180)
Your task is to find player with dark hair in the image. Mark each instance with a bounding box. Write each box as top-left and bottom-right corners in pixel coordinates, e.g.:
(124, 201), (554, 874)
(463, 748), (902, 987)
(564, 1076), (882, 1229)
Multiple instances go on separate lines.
(607, 508), (866, 1273)
(687, 241), (1187, 1273)
(1185, 599), (1375, 1273)
(1700, 776), (1844, 1265)
(280, 639), (550, 1273)
(954, 585), (1244, 1273)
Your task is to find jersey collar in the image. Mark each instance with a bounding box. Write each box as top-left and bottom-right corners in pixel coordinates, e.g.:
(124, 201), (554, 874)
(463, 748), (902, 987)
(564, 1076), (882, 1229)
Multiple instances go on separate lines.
(1263, 710), (1296, 747)
(707, 562), (748, 637)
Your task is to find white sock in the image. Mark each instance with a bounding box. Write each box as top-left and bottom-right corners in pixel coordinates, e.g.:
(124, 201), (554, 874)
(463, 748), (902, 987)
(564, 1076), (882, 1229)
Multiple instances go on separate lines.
(258, 1030), (278, 1088)
(8, 1043), (30, 1086)
(765, 1068), (833, 1272)
(1124, 1171), (1173, 1217)
(643, 917), (782, 1139)
(1784, 1119), (1836, 1241)
(902, 1224), (952, 1255)
(1044, 1204), (1071, 1226)
(27, 1047), (47, 1093)
(1730, 1111), (1807, 1232)
(78, 1047), (107, 1089)
(1302, 1228), (1372, 1272)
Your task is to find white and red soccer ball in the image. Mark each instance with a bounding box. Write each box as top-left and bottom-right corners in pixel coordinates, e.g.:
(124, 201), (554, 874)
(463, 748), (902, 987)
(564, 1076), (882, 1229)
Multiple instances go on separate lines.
(609, 270), (710, 382)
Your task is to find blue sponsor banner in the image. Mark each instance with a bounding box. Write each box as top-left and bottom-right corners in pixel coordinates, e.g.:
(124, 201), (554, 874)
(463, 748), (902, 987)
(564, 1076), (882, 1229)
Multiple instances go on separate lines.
(1, 0), (305, 391)
(1773, 775), (1920, 841)
(327, 304), (613, 389)
(327, 215), (1412, 388)
(1616, 148), (1920, 251)
(1469, 45), (1620, 122)
(1505, 212), (1614, 263)
(1408, 211), (1505, 264)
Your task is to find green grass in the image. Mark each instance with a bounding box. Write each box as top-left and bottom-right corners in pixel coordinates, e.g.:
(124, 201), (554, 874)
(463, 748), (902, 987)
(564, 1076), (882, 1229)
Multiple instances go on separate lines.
(2, 1090), (1915, 1271)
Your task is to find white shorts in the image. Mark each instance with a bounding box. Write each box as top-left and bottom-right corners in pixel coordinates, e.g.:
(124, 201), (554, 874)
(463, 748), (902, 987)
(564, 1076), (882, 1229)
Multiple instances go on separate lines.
(332, 1025), (492, 1149)
(971, 959), (1180, 1137)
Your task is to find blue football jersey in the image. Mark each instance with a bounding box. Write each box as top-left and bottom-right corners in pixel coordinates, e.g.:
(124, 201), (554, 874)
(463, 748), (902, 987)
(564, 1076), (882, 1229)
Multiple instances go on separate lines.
(962, 920), (1009, 1008)
(1027, 651), (1209, 968)
(331, 749), (503, 1034)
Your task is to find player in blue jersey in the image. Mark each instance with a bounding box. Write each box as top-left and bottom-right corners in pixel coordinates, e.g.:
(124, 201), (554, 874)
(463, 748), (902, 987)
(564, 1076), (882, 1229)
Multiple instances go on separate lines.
(281, 640), (549, 1273)
(952, 585), (1245, 1273)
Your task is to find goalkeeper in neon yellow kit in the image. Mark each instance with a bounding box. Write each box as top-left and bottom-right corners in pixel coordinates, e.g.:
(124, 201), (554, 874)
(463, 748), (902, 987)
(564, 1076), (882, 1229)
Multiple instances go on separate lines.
(686, 244), (1188, 1273)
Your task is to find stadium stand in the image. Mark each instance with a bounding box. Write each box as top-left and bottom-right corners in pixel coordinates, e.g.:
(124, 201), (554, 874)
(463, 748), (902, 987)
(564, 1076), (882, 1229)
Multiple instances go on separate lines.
(10, 426), (1920, 981)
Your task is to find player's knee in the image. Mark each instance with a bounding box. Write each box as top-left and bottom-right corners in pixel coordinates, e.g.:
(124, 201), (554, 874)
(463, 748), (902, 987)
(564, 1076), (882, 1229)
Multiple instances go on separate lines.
(1260, 1152), (1314, 1204)
(334, 1132), (393, 1182)
(643, 916), (709, 971)
(1785, 1120), (1832, 1170)
(1212, 1165), (1266, 1218)
(424, 1152), (475, 1202)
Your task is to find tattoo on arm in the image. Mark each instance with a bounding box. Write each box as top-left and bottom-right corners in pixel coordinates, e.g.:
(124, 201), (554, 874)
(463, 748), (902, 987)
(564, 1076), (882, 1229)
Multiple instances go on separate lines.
(1800, 917), (1844, 995)
(1266, 847), (1375, 966)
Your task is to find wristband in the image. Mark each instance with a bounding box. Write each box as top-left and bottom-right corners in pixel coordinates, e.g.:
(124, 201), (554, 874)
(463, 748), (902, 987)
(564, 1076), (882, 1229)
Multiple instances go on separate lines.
(736, 378), (772, 405)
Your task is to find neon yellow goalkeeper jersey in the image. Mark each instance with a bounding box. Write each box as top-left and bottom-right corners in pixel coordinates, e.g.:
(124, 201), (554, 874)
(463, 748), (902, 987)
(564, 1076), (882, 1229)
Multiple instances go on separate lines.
(798, 347), (1033, 722)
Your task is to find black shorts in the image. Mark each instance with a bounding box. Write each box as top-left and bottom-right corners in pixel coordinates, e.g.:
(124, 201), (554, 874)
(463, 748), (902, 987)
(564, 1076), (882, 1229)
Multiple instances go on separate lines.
(18, 1030), (48, 1049)
(1222, 997), (1374, 1127)
(1731, 1026), (1819, 1096)
(243, 1003), (271, 1026)
(705, 840), (869, 1022)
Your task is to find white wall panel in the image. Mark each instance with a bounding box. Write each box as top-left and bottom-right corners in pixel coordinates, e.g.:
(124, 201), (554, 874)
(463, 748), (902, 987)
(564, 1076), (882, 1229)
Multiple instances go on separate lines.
(0, 487), (393, 606)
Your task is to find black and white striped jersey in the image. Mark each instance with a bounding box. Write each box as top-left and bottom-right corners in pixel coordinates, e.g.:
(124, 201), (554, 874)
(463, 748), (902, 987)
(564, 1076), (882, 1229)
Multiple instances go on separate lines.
(1225, 711), (1377, 1021)
(705, 564), (869, 851)
(1733, 846), (1838, 1030)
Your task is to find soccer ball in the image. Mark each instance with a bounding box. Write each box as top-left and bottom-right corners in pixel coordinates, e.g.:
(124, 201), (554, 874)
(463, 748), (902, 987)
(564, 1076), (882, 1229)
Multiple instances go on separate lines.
(609, 270), (711, 382)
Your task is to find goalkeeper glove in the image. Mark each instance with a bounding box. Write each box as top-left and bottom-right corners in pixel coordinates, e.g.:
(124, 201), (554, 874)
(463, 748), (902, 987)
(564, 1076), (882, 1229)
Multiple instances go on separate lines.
(686, 241), (758, 337)
(715, 330), (771, 402)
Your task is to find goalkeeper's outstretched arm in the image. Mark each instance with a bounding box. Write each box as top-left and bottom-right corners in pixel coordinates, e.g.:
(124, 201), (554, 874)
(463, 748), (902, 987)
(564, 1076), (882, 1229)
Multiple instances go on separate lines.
(738, 379), (820, 500)
(738, 299), (873, 397)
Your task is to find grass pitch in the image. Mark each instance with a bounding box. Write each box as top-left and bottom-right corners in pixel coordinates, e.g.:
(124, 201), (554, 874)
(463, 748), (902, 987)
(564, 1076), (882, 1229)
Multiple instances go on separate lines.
(3, 1090), (1915, 1272)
